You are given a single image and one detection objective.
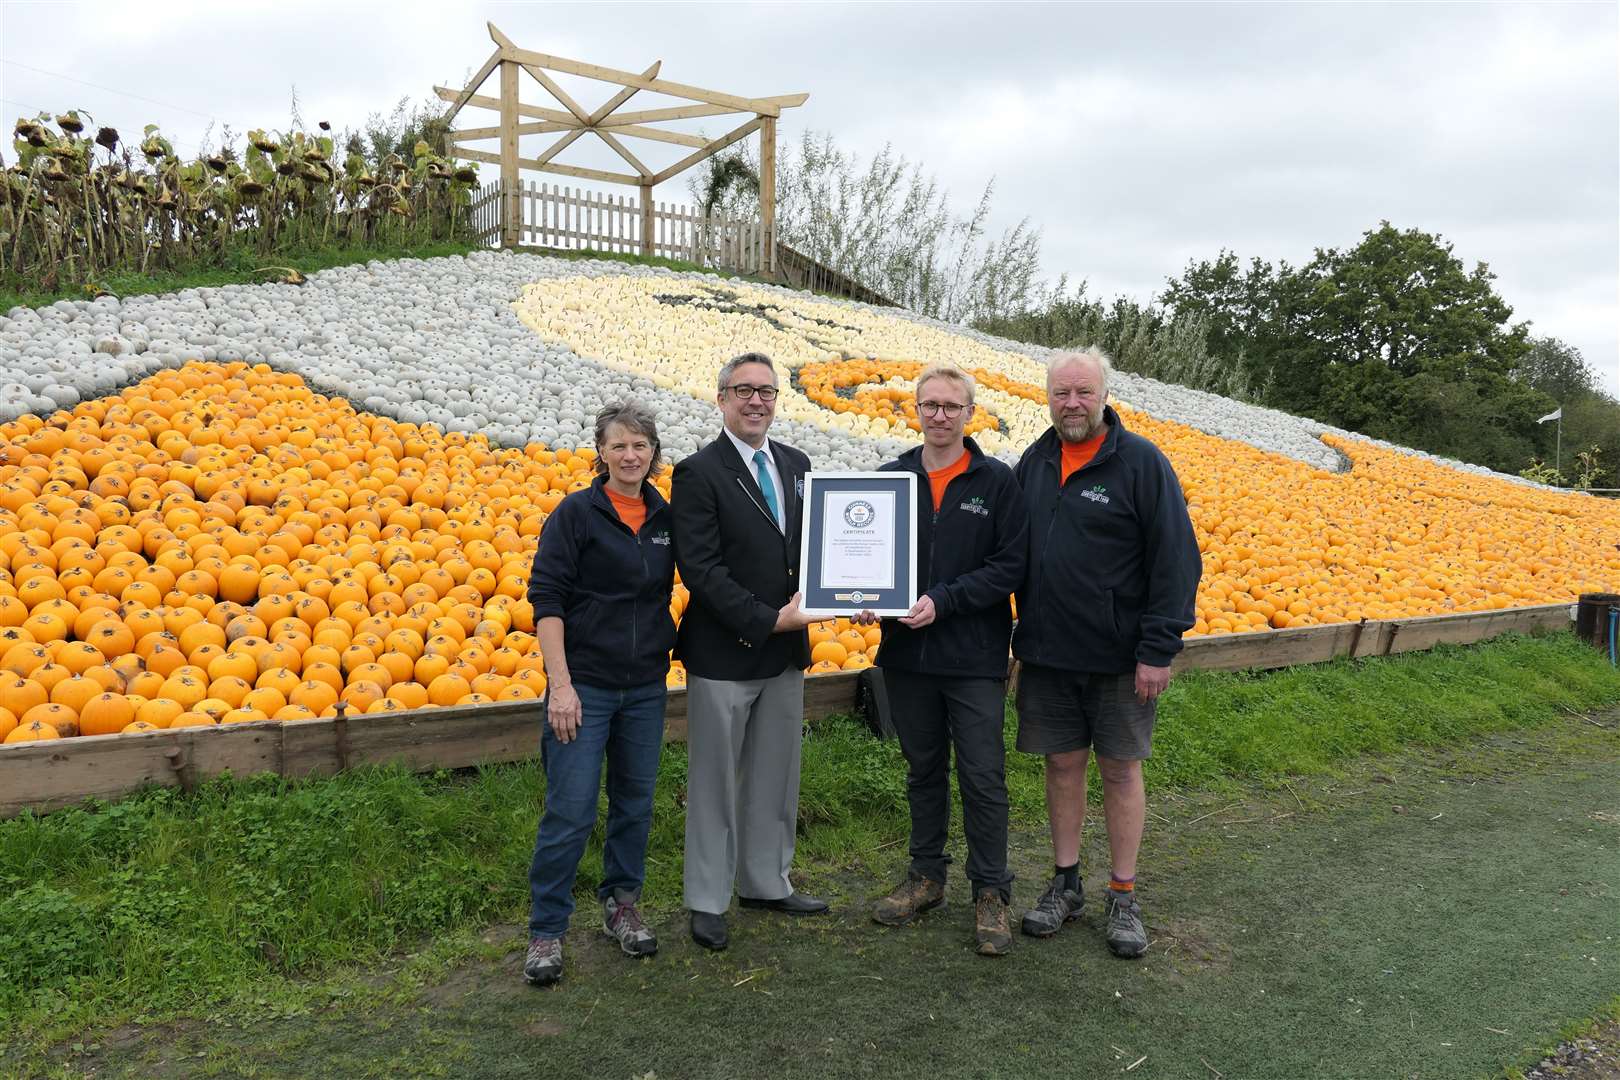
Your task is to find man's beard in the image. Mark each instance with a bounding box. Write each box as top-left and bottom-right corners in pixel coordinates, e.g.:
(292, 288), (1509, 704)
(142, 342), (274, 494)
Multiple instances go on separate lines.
(1055, 405), (1104, 443)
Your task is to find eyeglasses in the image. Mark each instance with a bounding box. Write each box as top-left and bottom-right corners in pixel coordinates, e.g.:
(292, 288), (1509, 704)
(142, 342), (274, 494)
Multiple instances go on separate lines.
(918, 401), (968, 418)
(725, 384), (779, 402)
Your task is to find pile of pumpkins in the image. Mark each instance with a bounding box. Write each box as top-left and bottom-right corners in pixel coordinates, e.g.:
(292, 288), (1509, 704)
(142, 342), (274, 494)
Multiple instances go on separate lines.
(0, 362), (887, 744)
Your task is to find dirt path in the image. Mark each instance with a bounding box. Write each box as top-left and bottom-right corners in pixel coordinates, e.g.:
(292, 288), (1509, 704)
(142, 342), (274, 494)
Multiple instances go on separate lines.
(42, 714), (1620, 1080)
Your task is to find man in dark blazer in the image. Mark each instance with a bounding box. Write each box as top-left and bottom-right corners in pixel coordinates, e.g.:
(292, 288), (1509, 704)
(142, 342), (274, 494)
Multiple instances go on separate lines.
(672, 351), (824, 951)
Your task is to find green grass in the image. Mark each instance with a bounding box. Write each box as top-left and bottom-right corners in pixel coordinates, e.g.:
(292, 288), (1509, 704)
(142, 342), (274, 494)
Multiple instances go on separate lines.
(21, 705), (1620, 1080)
(0, 240), (482, 313)
(1, 632), (1616, 1060)
(1, 237), (839, 317)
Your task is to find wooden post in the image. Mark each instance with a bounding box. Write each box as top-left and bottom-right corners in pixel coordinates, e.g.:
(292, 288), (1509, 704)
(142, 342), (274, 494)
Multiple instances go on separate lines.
(640, 183), (654, 257)
(758, 115), (777, 277)
(500, 59), (520, 248)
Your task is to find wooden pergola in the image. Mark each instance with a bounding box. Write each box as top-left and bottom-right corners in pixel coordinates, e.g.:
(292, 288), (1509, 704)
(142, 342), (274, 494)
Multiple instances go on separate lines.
(438, 23), (806, 272)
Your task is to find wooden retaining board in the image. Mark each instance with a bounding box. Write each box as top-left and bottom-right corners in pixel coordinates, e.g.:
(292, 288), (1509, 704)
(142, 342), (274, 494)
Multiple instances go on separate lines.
(0, 603), (1575, 818)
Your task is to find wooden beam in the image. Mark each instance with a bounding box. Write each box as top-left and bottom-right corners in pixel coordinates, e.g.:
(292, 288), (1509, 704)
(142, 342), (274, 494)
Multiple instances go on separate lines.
(640, 182), (654, 257)
(588, 61), (662, 125)
(451, 121), (573, 141)
(651, 117), (763, 185)
(436, 87), (783, 148)
(449, 146), (642, 184)
(603, 124), (708, 149)
(495, 43), (796, 117)
(759, 115), (777, 276)
(530, 160), (644, 186)
(438, 47), (505, 127)
(448, 145), (505, 165)
(518, 62), (594, 124)
(433, 87), (577, 126)
(600, 95), (808, 128)
(533, 128), (588, 167)
(500, 59), (520, 247)
(451, 110), (714, 151)
(487, 22), (595, 125)
(595, 129), (652, 178)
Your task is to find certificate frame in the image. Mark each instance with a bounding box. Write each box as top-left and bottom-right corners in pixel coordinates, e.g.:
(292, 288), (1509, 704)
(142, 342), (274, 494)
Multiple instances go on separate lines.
(797, 471), (918, 617)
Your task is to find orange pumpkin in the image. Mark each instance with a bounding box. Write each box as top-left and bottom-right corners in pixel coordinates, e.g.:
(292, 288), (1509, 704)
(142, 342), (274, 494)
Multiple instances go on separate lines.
(79, 693), (136, 737)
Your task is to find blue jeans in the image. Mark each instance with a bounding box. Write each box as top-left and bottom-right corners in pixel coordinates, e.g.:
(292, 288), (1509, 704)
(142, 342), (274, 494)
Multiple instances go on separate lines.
(528, 680), (667, 938)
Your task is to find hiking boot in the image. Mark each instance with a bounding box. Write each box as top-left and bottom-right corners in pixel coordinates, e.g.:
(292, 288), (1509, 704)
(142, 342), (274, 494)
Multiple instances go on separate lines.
(872, 870), (946, 926)
(1020, 874), (1083, 937)
(523, 934), (563, 986)
(603, 890), (658, 957)
(974, 888), (1013, 956)
(1103, 889), (1149, 958)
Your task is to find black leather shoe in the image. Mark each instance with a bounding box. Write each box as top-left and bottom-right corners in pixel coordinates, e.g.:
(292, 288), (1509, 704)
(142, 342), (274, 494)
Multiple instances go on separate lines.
(690, 910), (729, 951)
(739, 892), (830, 915)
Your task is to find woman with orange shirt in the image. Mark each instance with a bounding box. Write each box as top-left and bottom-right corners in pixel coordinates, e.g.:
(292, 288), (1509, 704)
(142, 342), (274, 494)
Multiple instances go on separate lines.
(523, 401), (676, 987)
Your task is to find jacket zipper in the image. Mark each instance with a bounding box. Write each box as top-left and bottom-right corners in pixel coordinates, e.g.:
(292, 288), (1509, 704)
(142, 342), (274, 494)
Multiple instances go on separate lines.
(631, 528), (643, 659)
(916, 457), (972, 670)
(1033, 435), (1113, 661)
(1035, 453), (1065, 662)
(600, 495), (662, 667)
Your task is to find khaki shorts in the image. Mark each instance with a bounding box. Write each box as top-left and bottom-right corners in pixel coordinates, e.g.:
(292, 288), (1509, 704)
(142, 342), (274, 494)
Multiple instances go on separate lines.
(1014, 663), (1156, 759)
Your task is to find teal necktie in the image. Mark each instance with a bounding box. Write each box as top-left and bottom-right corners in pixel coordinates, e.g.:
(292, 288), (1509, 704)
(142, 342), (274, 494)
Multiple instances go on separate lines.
(753, 449), (781, 527)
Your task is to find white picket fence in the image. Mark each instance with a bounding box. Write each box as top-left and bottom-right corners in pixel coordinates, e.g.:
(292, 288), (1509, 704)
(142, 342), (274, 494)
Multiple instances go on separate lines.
(470, 181), (769, 274)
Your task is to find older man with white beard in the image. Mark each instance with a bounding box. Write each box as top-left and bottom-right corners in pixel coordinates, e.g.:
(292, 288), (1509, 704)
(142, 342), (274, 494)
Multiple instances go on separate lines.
(1011, 347), (1202, 959)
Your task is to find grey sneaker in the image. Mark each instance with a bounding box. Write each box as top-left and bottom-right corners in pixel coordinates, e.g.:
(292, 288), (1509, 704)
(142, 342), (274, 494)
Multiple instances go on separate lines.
(1020, 874), (1083, 937)
(1103, 888), (1148, 958)
(872, 870), (946, 926)
(523, 934), (563, 986)
(603, 890), (658, 957)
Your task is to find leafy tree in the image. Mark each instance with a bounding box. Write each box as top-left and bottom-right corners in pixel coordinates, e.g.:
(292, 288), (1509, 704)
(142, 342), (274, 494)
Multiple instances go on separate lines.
(695, 155), (759, 219)
(1156, 222), (1554, 472)
(1512, 336), (1599, 403)
(1546, 386), (1620, 490)
(973, 279), (1247, 399)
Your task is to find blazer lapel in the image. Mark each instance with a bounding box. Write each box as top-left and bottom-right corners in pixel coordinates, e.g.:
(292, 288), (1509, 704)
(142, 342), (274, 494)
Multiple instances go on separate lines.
(716, 436), (783, 534)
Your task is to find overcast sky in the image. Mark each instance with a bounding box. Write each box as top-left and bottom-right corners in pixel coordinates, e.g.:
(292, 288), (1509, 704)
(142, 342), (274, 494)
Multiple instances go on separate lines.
(5, 0), (1616, 396)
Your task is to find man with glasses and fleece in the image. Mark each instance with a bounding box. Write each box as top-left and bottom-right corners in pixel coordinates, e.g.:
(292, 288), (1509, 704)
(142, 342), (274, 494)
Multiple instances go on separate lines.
(871, 363), (1028, 956)
(671, 351), (825, 952)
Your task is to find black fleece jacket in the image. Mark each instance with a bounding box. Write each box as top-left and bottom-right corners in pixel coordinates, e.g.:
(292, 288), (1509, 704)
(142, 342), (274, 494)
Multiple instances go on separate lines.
(1012, 407), (1202, 673)
(876, 437), (1028, 679)
(526, 475), (677, 689)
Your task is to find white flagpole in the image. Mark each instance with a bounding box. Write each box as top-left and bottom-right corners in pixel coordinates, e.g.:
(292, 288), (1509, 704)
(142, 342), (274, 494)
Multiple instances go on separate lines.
(1556, 412), (1562, 479)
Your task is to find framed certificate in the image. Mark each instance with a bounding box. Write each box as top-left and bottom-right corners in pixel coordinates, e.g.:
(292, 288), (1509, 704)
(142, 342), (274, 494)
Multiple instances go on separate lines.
(798, 471), (918, 617)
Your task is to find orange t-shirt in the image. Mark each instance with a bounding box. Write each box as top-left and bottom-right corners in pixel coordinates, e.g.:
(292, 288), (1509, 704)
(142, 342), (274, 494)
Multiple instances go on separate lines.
(927, 450), (972, 511)
(605, 486), (647, 534)
(1060, 428), (1107, 485)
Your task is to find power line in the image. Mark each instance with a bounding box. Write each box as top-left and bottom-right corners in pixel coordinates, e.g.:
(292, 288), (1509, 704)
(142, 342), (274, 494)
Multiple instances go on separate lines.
(0, 57), (232, 125)
(1, 96), (47, 116)
(2, 96), (207, 157)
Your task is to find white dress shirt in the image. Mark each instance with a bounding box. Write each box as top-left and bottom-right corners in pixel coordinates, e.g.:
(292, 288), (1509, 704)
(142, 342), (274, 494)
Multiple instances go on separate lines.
(723, 426), (785, 531)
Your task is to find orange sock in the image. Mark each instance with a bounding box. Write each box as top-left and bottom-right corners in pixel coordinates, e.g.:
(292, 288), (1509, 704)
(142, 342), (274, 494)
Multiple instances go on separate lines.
(1109, 875), (1135, 893)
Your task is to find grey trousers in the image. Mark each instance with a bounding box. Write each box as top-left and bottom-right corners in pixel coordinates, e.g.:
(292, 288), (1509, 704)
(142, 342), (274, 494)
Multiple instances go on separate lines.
(683, 669), (806, 914)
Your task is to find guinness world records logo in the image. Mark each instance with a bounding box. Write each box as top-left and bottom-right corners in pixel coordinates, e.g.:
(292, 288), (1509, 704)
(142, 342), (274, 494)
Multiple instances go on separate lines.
(843, 499), (876, 528)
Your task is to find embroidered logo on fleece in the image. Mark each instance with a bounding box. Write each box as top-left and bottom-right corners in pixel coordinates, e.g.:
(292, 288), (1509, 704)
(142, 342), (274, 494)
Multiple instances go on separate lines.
(958, 495), (991, 517)
(1080, 485), (1111, 505)
(649, 530), (672, 546)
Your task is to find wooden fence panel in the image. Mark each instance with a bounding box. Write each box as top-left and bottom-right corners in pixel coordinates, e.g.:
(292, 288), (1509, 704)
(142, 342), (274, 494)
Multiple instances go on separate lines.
(1173, 622), (1361, 674)
(0, 603), (1578, 818)
(0, 723), (284, 817)
(1377, 604), (1573, 655)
